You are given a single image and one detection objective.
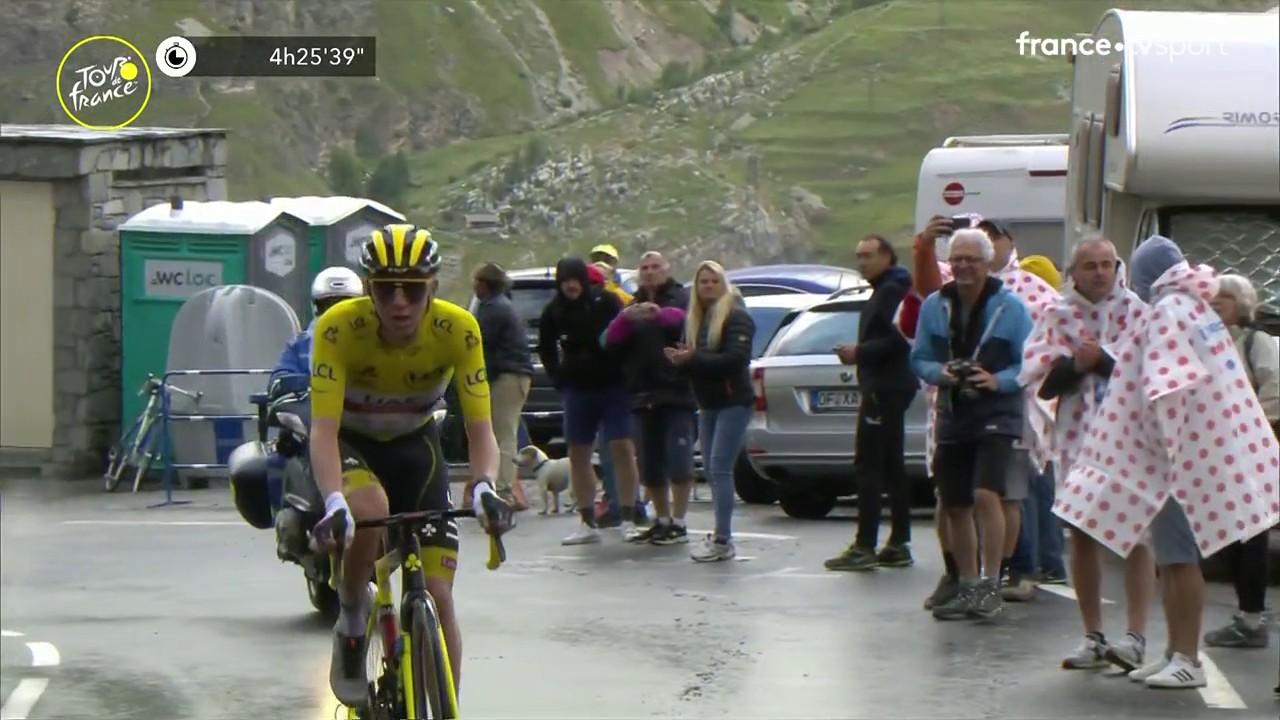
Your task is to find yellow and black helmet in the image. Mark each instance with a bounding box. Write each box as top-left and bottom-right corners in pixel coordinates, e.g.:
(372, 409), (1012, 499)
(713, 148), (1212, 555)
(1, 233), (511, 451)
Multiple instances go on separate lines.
(360, 224), (442, 277)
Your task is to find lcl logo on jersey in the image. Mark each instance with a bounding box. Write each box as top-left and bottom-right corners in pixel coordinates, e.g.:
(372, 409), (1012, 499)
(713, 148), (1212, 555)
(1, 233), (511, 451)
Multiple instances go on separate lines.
(462, 367), (489, 399)
(432, 317), (454, 335)
(464, 330), (480, 351)
(323, 326), (339, 344)
(313, 363), (336, 381)
(404, 369), (445, 388)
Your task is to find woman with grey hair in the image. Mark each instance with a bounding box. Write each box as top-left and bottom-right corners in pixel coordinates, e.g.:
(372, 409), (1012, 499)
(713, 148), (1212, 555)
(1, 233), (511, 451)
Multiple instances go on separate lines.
(1204, 273), (1279, 649)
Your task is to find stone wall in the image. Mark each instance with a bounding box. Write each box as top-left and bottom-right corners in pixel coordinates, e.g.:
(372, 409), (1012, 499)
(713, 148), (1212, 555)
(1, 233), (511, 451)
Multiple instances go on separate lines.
(0, 129), (228, 475)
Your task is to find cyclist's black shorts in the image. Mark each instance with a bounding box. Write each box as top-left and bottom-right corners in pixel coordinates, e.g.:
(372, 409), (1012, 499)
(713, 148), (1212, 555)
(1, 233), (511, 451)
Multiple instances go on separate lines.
(338, 419), (459, 563)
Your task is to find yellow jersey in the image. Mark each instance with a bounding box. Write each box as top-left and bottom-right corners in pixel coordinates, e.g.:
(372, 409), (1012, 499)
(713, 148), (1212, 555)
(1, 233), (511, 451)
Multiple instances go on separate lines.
(310, 296), (491, 441)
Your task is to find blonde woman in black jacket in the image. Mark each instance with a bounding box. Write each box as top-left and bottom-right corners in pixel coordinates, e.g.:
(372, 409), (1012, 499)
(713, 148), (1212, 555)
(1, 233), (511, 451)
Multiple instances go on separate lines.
(666, 260), (756, 562)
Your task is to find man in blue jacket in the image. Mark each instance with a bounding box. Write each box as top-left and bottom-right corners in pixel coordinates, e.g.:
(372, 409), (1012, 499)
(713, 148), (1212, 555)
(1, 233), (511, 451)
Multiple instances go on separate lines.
(261, 266), (364, 520)
(909, 229), (1032, 622)
(270, 266), (364, 395)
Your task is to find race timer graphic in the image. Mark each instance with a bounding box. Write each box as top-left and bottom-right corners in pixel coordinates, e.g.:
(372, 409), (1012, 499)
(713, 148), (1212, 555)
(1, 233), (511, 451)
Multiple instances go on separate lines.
(154, 35), (376, 78)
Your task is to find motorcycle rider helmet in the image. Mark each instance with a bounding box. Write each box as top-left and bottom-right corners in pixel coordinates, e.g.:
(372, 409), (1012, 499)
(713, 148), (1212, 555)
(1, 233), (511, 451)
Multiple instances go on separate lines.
(228, 442), (274, 530)
(310, 266), (363, 316)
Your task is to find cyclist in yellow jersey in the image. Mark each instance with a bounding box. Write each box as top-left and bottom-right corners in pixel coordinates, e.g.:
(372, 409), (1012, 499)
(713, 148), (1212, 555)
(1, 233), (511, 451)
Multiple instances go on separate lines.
(309, 223), (513, 707)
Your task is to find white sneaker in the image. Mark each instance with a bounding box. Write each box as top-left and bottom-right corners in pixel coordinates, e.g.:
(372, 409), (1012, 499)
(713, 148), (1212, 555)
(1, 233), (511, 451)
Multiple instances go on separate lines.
(621, 521), (642, 542)
(561, 523), (601, 546)
(1104, 632), (1145, 672)
(1144, 652), (1206, 689)
(1062, 636), (1110, 670)
(1128, 653), (1172, 683)
(691, 534), (735, 562)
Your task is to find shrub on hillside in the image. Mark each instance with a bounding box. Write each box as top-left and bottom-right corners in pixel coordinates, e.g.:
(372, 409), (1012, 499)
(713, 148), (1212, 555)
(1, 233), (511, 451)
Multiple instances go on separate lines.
(366, 151), (410, 207)
(327, 147), (364, 196)
(660, 62), (691, 90)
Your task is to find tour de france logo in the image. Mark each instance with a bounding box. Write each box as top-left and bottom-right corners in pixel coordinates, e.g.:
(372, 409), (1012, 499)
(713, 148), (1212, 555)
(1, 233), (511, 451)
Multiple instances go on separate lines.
(57, 35), (152, 129)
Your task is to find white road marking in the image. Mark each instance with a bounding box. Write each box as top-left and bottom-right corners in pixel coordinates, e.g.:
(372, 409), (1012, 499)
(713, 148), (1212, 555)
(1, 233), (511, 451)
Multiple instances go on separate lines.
(743, 566), (839, 580)
(25, 642), (59, 668)
(0, 678), (49, 720)
(1198, 653), (1247, 710)
(686, 529), (797, 541)
(61, 520), (242, 526)
(539, 554), (587, 562)
(0, 630), (22, 638)
(1037, 584), (1115, 605)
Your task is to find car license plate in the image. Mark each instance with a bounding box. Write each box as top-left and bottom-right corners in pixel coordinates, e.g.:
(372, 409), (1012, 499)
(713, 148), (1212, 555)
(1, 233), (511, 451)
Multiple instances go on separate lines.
(812, 389), (859, 412)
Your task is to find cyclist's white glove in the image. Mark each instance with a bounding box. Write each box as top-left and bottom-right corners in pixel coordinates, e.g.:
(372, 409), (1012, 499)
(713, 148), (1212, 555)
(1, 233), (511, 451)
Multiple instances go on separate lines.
(471, 478), (515, 536)
(322, 491), (356, 547)
(471, 480), (497, 513)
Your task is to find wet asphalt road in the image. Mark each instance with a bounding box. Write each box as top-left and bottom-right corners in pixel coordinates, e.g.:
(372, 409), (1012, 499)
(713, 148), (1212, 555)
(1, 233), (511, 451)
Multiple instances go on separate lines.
(1, 477), (1276, 720)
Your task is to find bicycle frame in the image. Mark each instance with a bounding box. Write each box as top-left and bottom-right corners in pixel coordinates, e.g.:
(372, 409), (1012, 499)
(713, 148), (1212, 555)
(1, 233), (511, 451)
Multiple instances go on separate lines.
(362, 528), (458, 720)
(331, 506), (505, 720)
(107, 376), (199, 493)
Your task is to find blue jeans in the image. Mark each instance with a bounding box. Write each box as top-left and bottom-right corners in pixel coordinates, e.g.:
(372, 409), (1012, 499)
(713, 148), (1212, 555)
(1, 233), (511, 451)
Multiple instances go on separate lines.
(517, 417), (530, 449)
(1010, 462), (1065, 577)
(698, 404), (752, 542)
(596, 433), (620, 515)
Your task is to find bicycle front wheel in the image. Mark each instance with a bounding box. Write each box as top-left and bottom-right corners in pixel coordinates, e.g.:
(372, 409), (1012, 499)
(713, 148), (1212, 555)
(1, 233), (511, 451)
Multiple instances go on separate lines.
(103, 442), (132, 492)
(408, 597), (457, 719)
(130, 417), (159, 493)
(104, 419), (144, 492)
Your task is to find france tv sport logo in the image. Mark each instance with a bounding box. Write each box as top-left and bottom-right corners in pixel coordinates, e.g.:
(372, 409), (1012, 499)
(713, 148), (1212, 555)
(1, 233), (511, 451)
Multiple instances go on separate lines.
(57, 35), (152, 129)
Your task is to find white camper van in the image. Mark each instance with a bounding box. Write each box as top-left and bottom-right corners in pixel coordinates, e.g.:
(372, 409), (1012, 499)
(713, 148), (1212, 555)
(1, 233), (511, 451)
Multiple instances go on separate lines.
(1066, 9), (1280, 316)
(915, 134), (1070, 267)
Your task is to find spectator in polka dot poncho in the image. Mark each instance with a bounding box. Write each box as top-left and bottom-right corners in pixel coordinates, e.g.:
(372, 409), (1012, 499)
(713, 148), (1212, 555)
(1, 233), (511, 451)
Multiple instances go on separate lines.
(1019, 236), (1157, 673)
(1061, 235), (1280, 689)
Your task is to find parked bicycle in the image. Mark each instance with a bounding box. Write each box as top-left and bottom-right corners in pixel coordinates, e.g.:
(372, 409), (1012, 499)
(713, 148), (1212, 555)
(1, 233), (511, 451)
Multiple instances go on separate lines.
(103, 374), (202, 493)
(313, 495), (508, 719)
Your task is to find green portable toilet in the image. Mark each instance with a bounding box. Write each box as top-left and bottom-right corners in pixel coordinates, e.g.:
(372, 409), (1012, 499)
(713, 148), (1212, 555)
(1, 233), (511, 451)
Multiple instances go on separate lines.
(117, 199), (309, 423)
(268, 196), (405, 319)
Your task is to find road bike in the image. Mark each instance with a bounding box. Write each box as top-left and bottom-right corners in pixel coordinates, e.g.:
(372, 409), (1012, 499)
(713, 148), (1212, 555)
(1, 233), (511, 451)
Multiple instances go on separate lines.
(103, 374), (202, 492)
(316, 496), (507, 719)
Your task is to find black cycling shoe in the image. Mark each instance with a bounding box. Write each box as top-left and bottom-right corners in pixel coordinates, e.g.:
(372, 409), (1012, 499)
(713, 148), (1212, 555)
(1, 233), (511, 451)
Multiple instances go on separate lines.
(331, 632), (369, 708)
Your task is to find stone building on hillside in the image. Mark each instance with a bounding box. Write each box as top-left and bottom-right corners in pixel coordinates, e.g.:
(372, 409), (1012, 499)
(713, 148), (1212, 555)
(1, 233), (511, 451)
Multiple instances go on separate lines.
(0, 125), (228, 477)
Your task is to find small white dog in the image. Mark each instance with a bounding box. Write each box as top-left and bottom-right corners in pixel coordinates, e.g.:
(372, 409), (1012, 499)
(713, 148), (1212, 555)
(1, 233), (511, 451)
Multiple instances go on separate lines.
(516, 445), (575, 515)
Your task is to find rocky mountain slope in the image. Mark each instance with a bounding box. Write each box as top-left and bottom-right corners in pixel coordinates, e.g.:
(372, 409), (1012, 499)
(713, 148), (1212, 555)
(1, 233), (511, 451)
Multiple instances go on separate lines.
(3, 0), (1270, 298)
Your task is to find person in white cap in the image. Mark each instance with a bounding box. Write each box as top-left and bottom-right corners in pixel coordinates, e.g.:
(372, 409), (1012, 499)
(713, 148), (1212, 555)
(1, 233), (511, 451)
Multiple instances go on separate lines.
(270, 266), (365, 392)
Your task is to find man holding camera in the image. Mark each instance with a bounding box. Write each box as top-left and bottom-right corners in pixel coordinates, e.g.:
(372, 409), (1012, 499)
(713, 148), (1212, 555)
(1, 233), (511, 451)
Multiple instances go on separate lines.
(909, 229), (1033, 620)
(976, 219), (1061, 600)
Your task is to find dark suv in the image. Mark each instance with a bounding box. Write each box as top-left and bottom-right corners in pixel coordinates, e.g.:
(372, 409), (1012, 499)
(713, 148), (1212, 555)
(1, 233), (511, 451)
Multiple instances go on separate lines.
(440, 266), (637, 462)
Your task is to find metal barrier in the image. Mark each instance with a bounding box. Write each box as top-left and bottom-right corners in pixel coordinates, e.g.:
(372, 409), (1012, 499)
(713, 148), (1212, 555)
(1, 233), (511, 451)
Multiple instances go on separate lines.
(151, 368), (274, 509)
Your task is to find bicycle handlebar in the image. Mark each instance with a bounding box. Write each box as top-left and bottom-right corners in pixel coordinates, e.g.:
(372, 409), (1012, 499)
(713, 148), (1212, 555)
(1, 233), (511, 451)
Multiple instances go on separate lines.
(314, 506), (507, 572)
(141, 374), (203, 401)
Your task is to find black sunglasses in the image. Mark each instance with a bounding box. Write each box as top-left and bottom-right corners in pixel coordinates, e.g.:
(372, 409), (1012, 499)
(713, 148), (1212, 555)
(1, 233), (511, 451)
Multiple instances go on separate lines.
(369, 279), (431, 305)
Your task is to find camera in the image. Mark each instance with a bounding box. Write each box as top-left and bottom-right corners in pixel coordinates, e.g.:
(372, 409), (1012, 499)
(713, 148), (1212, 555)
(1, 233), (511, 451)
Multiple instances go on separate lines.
(950, 215), (973, 231)
(945, 359), (983, 399)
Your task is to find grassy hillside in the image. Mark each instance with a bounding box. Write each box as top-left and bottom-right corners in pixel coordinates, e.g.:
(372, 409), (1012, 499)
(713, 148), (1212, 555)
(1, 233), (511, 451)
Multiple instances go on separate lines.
(394, 0), (1276, 295)
(4, 0), (1272, 301)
